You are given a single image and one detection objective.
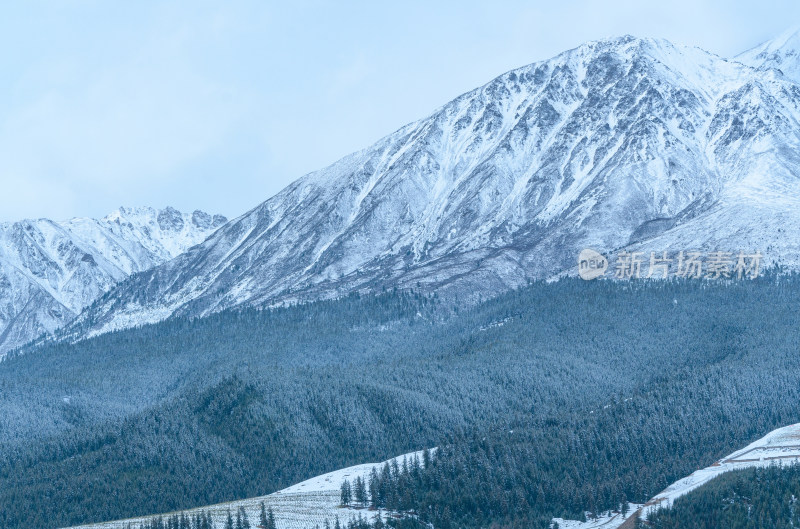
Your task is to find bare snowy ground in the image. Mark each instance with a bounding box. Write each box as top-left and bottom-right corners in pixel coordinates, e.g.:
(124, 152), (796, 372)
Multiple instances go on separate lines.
(63, 451), (429, 529)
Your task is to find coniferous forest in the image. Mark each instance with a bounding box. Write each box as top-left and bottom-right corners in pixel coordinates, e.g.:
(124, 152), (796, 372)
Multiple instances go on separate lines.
(645, 464), (800, 529)
(1, 273), (799, 528)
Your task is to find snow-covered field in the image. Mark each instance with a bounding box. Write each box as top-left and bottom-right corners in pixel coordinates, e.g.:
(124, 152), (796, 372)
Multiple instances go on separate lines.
(551, 505), (642, 529)
(63, 451), (429, 529)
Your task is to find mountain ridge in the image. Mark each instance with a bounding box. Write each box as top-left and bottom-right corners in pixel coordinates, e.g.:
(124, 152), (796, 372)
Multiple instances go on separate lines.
(0, 206), (227, 354)
(737, 26), (800, 82)
(39, 31), (800, 342)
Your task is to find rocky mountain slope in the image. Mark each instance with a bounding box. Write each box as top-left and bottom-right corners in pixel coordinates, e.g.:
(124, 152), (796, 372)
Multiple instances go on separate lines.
(63, 31), (800, 339)
(0, 207), (226, 354)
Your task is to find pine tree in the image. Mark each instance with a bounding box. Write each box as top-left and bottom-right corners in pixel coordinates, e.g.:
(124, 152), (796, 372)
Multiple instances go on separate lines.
(225, 510), (234, 529)
(266, 507), (276, 529)
(411, 455), (421, 476)
(259, 502), (268, 529)
(340, 479), (352, 506)
(354, 476), (367, 507)
(369, 469), (379, 508)
(239, 507), (250, 529)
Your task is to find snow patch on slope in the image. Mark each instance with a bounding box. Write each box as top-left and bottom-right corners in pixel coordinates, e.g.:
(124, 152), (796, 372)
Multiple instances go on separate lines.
(553, 422), (800, 529)
(62, 450), (431, 529)
(641, 422), (800, 518)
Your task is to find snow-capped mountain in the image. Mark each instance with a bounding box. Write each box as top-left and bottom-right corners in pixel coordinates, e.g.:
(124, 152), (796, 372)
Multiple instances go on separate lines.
(68, 33), (800, 338)
(738, 26), (800, 82)
(0, 207), (226, 354)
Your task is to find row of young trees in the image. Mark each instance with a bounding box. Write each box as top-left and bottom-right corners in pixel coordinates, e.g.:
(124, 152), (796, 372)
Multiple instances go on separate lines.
(127, 500), (423, 529)
(325, 513), (423, 529)
(128, 503), (276, 529)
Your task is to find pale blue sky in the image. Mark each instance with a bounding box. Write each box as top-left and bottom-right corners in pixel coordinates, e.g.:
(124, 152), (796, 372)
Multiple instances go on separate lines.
(1, 1), (799, 222)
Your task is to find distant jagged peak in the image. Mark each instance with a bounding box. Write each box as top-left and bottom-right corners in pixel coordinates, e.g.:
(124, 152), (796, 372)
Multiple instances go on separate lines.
(0, 204), (229, 355)
(190, 210), (228, 230)
(102, 205), (227, 230)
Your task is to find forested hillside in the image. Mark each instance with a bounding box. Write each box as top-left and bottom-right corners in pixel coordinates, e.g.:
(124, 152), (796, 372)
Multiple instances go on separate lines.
(645, 465), (800, 528)
(1, 274), (799, 529)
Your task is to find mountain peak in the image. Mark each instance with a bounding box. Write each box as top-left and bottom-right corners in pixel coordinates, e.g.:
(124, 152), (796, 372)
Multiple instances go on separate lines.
(0, 206), (229, 355)
(58, 31), (800, 342)
(104, 206), (224, 225)
(740, 25), (800, 57)
(736, 26), (800, 82)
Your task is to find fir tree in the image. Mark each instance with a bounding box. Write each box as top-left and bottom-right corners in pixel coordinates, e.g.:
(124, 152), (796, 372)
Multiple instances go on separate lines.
(369, 469), (380, 509)
(354, 476), (367, 507)
(239, 507), (250, 529)
(259, 502), (268, 529)
(341, 479), (352, 506)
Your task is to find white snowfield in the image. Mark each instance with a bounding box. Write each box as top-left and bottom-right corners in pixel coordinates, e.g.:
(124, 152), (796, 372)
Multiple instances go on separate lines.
(63, 450), (430, 529)
(554, 422), (800, 529)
